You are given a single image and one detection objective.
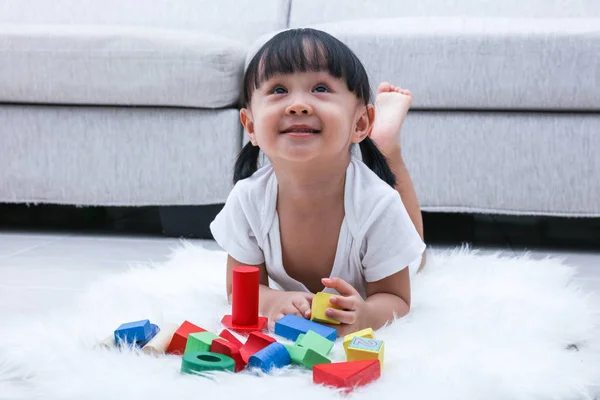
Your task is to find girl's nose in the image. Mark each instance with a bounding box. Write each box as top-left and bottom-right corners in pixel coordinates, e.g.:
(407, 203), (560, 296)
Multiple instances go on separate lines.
(285, 102), (313, 116)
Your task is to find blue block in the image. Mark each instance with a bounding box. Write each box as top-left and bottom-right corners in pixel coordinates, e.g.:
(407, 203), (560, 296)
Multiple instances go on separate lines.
(248, 342), (291, 372)
(274, 314), (337, 342)
(114, 319), (152, 345)
(137, 324), (160, 348)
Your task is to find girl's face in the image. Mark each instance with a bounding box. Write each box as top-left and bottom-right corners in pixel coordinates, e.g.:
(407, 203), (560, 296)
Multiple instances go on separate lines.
(240, 71), (374, 164)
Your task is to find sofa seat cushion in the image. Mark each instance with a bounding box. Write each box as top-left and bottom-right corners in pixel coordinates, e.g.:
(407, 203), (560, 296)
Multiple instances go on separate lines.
(0, 24), (246, 108)
(299, 17), (600, 110)
(0, 105), (241, 205)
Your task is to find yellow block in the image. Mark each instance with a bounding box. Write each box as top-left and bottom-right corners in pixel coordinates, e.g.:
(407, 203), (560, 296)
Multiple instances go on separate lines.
(345, 336), (384, 368)
(343, 327), (375, 352)
(310, 292), (341, 325)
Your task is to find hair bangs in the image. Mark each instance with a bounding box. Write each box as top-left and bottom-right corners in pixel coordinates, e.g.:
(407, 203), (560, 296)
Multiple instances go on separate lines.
(241, 28), (371, 108)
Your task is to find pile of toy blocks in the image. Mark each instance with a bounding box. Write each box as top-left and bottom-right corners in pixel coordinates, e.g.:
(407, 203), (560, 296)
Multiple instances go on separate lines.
(104, 266), (384, 393)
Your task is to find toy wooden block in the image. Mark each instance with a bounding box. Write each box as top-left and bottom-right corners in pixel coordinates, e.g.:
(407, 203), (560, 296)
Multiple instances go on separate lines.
(310, 292), (342, 325)
(114, 320), (159, 348)
(98, 334), (116, 349)
(343, 328), (375, 352)
(114, 319), (152, 345)
(239, 331), (277, 363)
(313, 360), (381, 393)
(218, 329), (244, 349)
(211, 338), (246, 372)
(284, 344), (331, 369)
(221, 266), (267, 335)
(345, 337), (384, 368)
(142, 323), (178, 355)
(274, 314), (337, 342)
(296, 331), (334, 356)
(137, 324), (160, 348)
(248, 342), (291, 372)
(166, 321), (206, 355)
(185, 331), (222, 354)
(181, 352), (235, 375)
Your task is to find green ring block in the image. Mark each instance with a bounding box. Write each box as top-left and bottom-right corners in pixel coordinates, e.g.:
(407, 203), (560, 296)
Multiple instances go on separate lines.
(184, 331), (222, 354)
(181, 352), (235, 374)
(296, 331), (334, 356)
(285, 344), (331, 369)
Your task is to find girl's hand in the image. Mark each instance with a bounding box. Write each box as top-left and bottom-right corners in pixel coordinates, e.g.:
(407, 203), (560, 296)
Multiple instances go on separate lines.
(266, 291), (315, 331)
(321, 277), (369, 336)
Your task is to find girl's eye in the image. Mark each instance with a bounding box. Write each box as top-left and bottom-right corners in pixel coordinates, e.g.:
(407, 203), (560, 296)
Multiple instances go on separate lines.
(313, 85), (329, 93)
(272, 86), (287, 94)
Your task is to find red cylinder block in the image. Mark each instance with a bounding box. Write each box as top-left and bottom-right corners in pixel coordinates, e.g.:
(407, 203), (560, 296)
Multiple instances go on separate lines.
(232, 266), (259, 326)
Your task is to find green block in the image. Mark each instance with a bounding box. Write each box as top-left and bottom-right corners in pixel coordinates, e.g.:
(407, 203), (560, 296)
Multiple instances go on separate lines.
(284, 344), (331, 369)
(296, 330), (334, 356)
(184, 331), (221, 354)
(181, 352), (235, 375)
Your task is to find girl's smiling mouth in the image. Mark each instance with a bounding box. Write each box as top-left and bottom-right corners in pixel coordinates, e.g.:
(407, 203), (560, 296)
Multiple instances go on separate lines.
(280, 124), (321, 136)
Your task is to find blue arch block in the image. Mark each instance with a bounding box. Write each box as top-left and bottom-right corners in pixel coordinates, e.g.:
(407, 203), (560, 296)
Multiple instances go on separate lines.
(114, 319), (159, 347)
(248, 342), (291, 372)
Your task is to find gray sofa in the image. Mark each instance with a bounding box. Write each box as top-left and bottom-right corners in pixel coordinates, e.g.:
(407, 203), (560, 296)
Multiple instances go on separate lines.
(1, 0), (598, 220)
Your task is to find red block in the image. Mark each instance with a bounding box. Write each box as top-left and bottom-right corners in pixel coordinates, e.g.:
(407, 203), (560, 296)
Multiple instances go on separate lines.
(221, 315), (267, 335)
(221, 266), (268, 335)
(232, 266), (259, 325)
(239, 331), (277, 363)
(218, 329), (244, 349)
(211, 338), (246, 372)
(165, 321), (206, 355)
(313, 360), (381, 393)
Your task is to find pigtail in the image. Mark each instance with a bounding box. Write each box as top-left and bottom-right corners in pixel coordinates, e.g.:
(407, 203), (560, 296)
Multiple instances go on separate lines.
(359, 137), (397, 188)
(233, 142), (260, 184)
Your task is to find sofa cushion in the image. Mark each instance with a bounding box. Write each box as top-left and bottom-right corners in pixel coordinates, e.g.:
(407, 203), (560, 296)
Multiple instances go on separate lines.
(0, 24), (246, 108)
(289, 0), (600, 26)
(281, 18), (599, 110)
(0, 0), (290, 44)
(0, 105), (241, 205)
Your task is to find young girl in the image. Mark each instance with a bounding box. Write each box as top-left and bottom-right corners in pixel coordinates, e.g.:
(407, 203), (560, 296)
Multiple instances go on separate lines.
(210, 28), (426, 336)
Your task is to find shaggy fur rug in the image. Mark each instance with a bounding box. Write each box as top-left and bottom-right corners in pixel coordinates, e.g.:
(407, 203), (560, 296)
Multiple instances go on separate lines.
(1, 243), (600, 400)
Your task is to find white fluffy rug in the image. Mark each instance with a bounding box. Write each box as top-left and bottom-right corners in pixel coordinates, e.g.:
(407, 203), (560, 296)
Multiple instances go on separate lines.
(2, 243), (600, 400)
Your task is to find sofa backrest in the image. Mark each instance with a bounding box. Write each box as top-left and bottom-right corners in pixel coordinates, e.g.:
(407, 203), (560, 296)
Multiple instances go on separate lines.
(0, 0), (290, 43)
(289, 0), (599, 26)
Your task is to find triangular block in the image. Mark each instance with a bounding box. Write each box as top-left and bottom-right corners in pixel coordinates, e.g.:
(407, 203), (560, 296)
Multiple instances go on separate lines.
(239, 331), (277, 363)
(218, 329), (244, 349)
(166, 321), (206, 355)
(313, 360), (380, 392)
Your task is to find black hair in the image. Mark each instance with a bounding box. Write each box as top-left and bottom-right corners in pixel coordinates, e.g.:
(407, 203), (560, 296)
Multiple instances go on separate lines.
(233, 28), (397, 188)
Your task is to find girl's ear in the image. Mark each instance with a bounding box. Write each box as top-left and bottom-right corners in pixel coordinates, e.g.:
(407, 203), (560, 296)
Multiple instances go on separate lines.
(352, 104), (375, 144)
(240, 108), (258, 146)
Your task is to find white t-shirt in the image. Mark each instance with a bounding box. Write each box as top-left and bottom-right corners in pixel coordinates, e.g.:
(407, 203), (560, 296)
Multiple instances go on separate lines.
(209, 153), (426, 299)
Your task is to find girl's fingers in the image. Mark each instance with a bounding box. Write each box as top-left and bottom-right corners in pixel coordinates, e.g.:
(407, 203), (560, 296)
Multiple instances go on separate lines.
(292, 297), (312, 318)
(269, 313), (284, 332)
(329, 295), (357, 311)
(282, 305), (304, 318)
(325, 308), (358, 325)
(321, 277), (360, 297)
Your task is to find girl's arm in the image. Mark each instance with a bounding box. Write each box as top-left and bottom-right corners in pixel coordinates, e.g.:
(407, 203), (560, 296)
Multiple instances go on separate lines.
(386, 148), (427, 270)
(364, 267), (411, 328)
(226, 255), (280, 315)
(322, 267), (410, 336)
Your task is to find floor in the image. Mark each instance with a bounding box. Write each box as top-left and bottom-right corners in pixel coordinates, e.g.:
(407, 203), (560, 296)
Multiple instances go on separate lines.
(0, 206), (599, 323)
